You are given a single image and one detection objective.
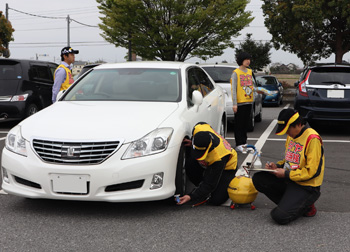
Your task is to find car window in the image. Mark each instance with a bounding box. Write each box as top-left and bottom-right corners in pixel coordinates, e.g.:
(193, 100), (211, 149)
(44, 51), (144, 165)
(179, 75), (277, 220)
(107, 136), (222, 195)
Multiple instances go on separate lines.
(64, 68), (181, 102)
(256, 76), (277, 85)
(309, 67), (350, 85)
(0, 61), (21, 80)
(49, 64), (57, 79)
(30, 64), (54, 84)
(202, 66), (235, 83)
(193, 68), (214, 97)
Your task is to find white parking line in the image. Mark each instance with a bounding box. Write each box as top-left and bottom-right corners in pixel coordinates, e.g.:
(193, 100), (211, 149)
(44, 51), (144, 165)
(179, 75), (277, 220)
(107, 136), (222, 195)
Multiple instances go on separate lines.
(0, 137), (6, 141)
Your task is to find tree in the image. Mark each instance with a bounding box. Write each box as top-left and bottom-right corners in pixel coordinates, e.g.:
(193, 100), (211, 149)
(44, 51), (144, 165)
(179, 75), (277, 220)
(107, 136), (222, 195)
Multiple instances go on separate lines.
(235, 33), (272, 71)
(97, 0), (253, 61)
(262, 0), (350, 65)
(0, 11), (14, 58)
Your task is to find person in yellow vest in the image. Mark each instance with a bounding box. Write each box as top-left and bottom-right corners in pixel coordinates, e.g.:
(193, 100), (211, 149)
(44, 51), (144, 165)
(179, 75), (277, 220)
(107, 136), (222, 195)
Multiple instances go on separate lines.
(230, 51), (254, 152)
(52, 47), (79, 103)
(252, 109), (325, 224)
(177, 122), (237, 206)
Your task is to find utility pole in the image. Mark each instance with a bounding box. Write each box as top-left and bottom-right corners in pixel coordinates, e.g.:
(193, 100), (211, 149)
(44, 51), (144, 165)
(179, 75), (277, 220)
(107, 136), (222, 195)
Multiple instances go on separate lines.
(5, 3), (9, 55)
(67, 15), (70, 47)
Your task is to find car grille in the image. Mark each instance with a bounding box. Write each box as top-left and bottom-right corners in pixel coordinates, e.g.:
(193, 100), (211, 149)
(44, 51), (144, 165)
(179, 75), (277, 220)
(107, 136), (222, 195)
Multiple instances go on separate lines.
(32, 139), (120, 164)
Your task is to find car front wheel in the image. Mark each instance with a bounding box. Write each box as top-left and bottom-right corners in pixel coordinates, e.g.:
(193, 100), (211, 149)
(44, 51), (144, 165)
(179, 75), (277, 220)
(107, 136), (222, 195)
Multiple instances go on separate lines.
(175, 143), (188, 196)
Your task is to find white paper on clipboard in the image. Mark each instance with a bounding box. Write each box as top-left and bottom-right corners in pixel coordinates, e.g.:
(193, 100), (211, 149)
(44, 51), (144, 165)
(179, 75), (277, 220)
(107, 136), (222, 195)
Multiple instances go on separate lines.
(248, 168), (277, 172)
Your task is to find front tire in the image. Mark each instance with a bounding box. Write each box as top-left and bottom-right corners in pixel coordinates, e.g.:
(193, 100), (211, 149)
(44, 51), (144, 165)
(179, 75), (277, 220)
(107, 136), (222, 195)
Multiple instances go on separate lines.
(175, 143), (188, 196)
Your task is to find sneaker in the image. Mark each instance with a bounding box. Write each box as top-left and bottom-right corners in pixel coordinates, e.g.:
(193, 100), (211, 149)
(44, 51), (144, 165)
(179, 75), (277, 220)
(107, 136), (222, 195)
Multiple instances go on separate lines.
(303, 204), (317, 217)
(235, 145), (246, 153)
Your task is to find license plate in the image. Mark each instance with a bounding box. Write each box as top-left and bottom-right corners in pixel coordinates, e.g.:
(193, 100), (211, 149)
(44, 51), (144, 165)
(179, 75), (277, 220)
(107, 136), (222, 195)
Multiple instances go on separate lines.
(327, 90), (344, 98)
(50, 174), (89, 194)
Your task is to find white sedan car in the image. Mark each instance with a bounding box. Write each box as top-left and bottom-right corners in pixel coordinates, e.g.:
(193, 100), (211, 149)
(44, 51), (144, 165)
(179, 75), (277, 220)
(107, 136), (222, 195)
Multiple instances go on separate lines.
(1, 61), (227, 202)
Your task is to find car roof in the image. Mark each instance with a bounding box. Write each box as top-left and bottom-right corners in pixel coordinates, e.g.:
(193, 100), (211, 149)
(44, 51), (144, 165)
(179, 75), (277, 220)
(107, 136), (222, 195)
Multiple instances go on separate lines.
(94, 61), (198, 70)
(307, 63), (350, 69)
(0, 58), (57, 64)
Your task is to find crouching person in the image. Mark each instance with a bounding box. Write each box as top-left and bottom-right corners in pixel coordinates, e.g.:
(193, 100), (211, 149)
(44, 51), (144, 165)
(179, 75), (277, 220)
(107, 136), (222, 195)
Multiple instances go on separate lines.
(252, 109), (325, 224)
(177, 122), (237, 206)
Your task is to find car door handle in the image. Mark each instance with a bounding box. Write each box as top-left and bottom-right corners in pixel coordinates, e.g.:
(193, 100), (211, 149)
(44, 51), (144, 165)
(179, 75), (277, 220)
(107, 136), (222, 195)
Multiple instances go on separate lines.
(207, 104), (212, 108)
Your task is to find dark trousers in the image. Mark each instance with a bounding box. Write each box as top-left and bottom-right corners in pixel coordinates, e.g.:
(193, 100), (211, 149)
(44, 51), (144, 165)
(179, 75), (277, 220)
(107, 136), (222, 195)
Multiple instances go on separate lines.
(234, 104), (252, 146)
(252, 172), (320, 225)
(186, 156), (236, 206)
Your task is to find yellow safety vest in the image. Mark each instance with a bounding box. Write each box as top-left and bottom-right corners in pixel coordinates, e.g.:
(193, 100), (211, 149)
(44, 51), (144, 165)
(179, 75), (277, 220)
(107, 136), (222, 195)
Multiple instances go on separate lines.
(277, 127), (325, 187)
(193, 123), (237, 170)
(54, 64), (74, 91)
(234, 68), (254, 104)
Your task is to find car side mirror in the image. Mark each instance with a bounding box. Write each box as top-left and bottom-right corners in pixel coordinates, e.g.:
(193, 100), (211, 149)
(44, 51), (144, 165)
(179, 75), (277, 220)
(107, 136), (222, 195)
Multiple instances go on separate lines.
(294, 81), (299, 87)
(192, 90), (203, 111)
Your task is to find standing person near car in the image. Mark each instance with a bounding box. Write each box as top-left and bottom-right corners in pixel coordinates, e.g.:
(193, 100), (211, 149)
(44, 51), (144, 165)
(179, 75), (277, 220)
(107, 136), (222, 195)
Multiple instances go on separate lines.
(252, 108), (325, 225)
(230, 51), (254, 152)
(52, 47), (79, 103)
(177, 122), (237, 206)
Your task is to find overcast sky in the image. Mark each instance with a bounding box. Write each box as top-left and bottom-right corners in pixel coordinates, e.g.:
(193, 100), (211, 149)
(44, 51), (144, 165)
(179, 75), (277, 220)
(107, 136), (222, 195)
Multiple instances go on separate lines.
(2, 0), (349, 67)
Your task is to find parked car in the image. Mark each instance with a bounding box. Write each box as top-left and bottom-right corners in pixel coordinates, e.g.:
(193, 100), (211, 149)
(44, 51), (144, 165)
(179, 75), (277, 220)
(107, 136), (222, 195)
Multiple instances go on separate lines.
(256, 75), (283, 106)
(294, 63), (350, 123)
(0, 59), (58, 122)
(1, 61), (227, 202)
(200, 63), (262, 131)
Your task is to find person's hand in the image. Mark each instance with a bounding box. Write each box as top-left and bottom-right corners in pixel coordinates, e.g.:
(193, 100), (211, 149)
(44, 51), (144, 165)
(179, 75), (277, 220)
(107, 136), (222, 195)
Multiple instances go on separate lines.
(274, 168), (286, 178)
(177, 195), (191, 205)
(183, 138), (192, 147)
(265, 161), (277, 170)
(232, 105), (237, 113)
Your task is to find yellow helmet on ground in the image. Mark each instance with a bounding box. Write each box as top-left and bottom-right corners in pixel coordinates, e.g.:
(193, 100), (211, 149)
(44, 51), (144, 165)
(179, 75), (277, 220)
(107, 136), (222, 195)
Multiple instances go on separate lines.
(228, 176), (258, 204)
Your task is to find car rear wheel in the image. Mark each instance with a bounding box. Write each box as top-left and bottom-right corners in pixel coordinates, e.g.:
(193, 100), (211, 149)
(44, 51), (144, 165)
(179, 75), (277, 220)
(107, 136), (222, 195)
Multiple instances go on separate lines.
(25, 104), (39, 118)
(219, 117), (227, 138)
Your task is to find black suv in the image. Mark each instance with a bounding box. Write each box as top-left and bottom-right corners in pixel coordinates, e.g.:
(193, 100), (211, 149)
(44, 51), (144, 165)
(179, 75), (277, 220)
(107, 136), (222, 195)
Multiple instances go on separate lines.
(294, 63), (350, 122)
(0, 59), (58, 122)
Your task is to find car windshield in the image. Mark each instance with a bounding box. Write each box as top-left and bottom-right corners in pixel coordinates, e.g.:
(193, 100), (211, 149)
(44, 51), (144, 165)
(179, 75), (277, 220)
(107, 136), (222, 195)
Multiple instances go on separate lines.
(202, 66), (235, 83)
(64, 68), (181, 102)
(309, 67), (350, 85)
(256, 76), (276, 86)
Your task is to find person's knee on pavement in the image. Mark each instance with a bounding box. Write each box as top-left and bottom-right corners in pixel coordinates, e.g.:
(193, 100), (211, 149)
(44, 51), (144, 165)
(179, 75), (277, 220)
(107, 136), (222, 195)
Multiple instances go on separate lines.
(270, 206), (294, 225)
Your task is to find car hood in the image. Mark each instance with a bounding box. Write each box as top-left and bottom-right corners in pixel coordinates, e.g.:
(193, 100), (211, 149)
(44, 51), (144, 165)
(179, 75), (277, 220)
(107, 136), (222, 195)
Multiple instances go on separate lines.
(21, 101), (179, 143)
(261, 84), (278, 91)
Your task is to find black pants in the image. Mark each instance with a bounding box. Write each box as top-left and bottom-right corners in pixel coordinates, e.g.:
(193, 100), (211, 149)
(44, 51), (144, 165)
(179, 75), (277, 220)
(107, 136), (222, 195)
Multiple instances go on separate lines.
(252, 171), (320, 225)
(186, 156), (236, 206)
(234, 104), (252, 146)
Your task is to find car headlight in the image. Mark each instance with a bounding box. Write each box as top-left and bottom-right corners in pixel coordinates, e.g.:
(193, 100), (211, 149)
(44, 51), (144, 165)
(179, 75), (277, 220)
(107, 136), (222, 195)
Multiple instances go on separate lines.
(122, 128), (173, 159)
(5, 125), (27, 156)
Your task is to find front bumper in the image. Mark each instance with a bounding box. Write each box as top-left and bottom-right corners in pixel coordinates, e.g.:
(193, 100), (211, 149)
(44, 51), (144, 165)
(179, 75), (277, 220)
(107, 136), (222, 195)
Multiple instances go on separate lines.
(1, 142), (180, 202)
(263, 94), (279, 104)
